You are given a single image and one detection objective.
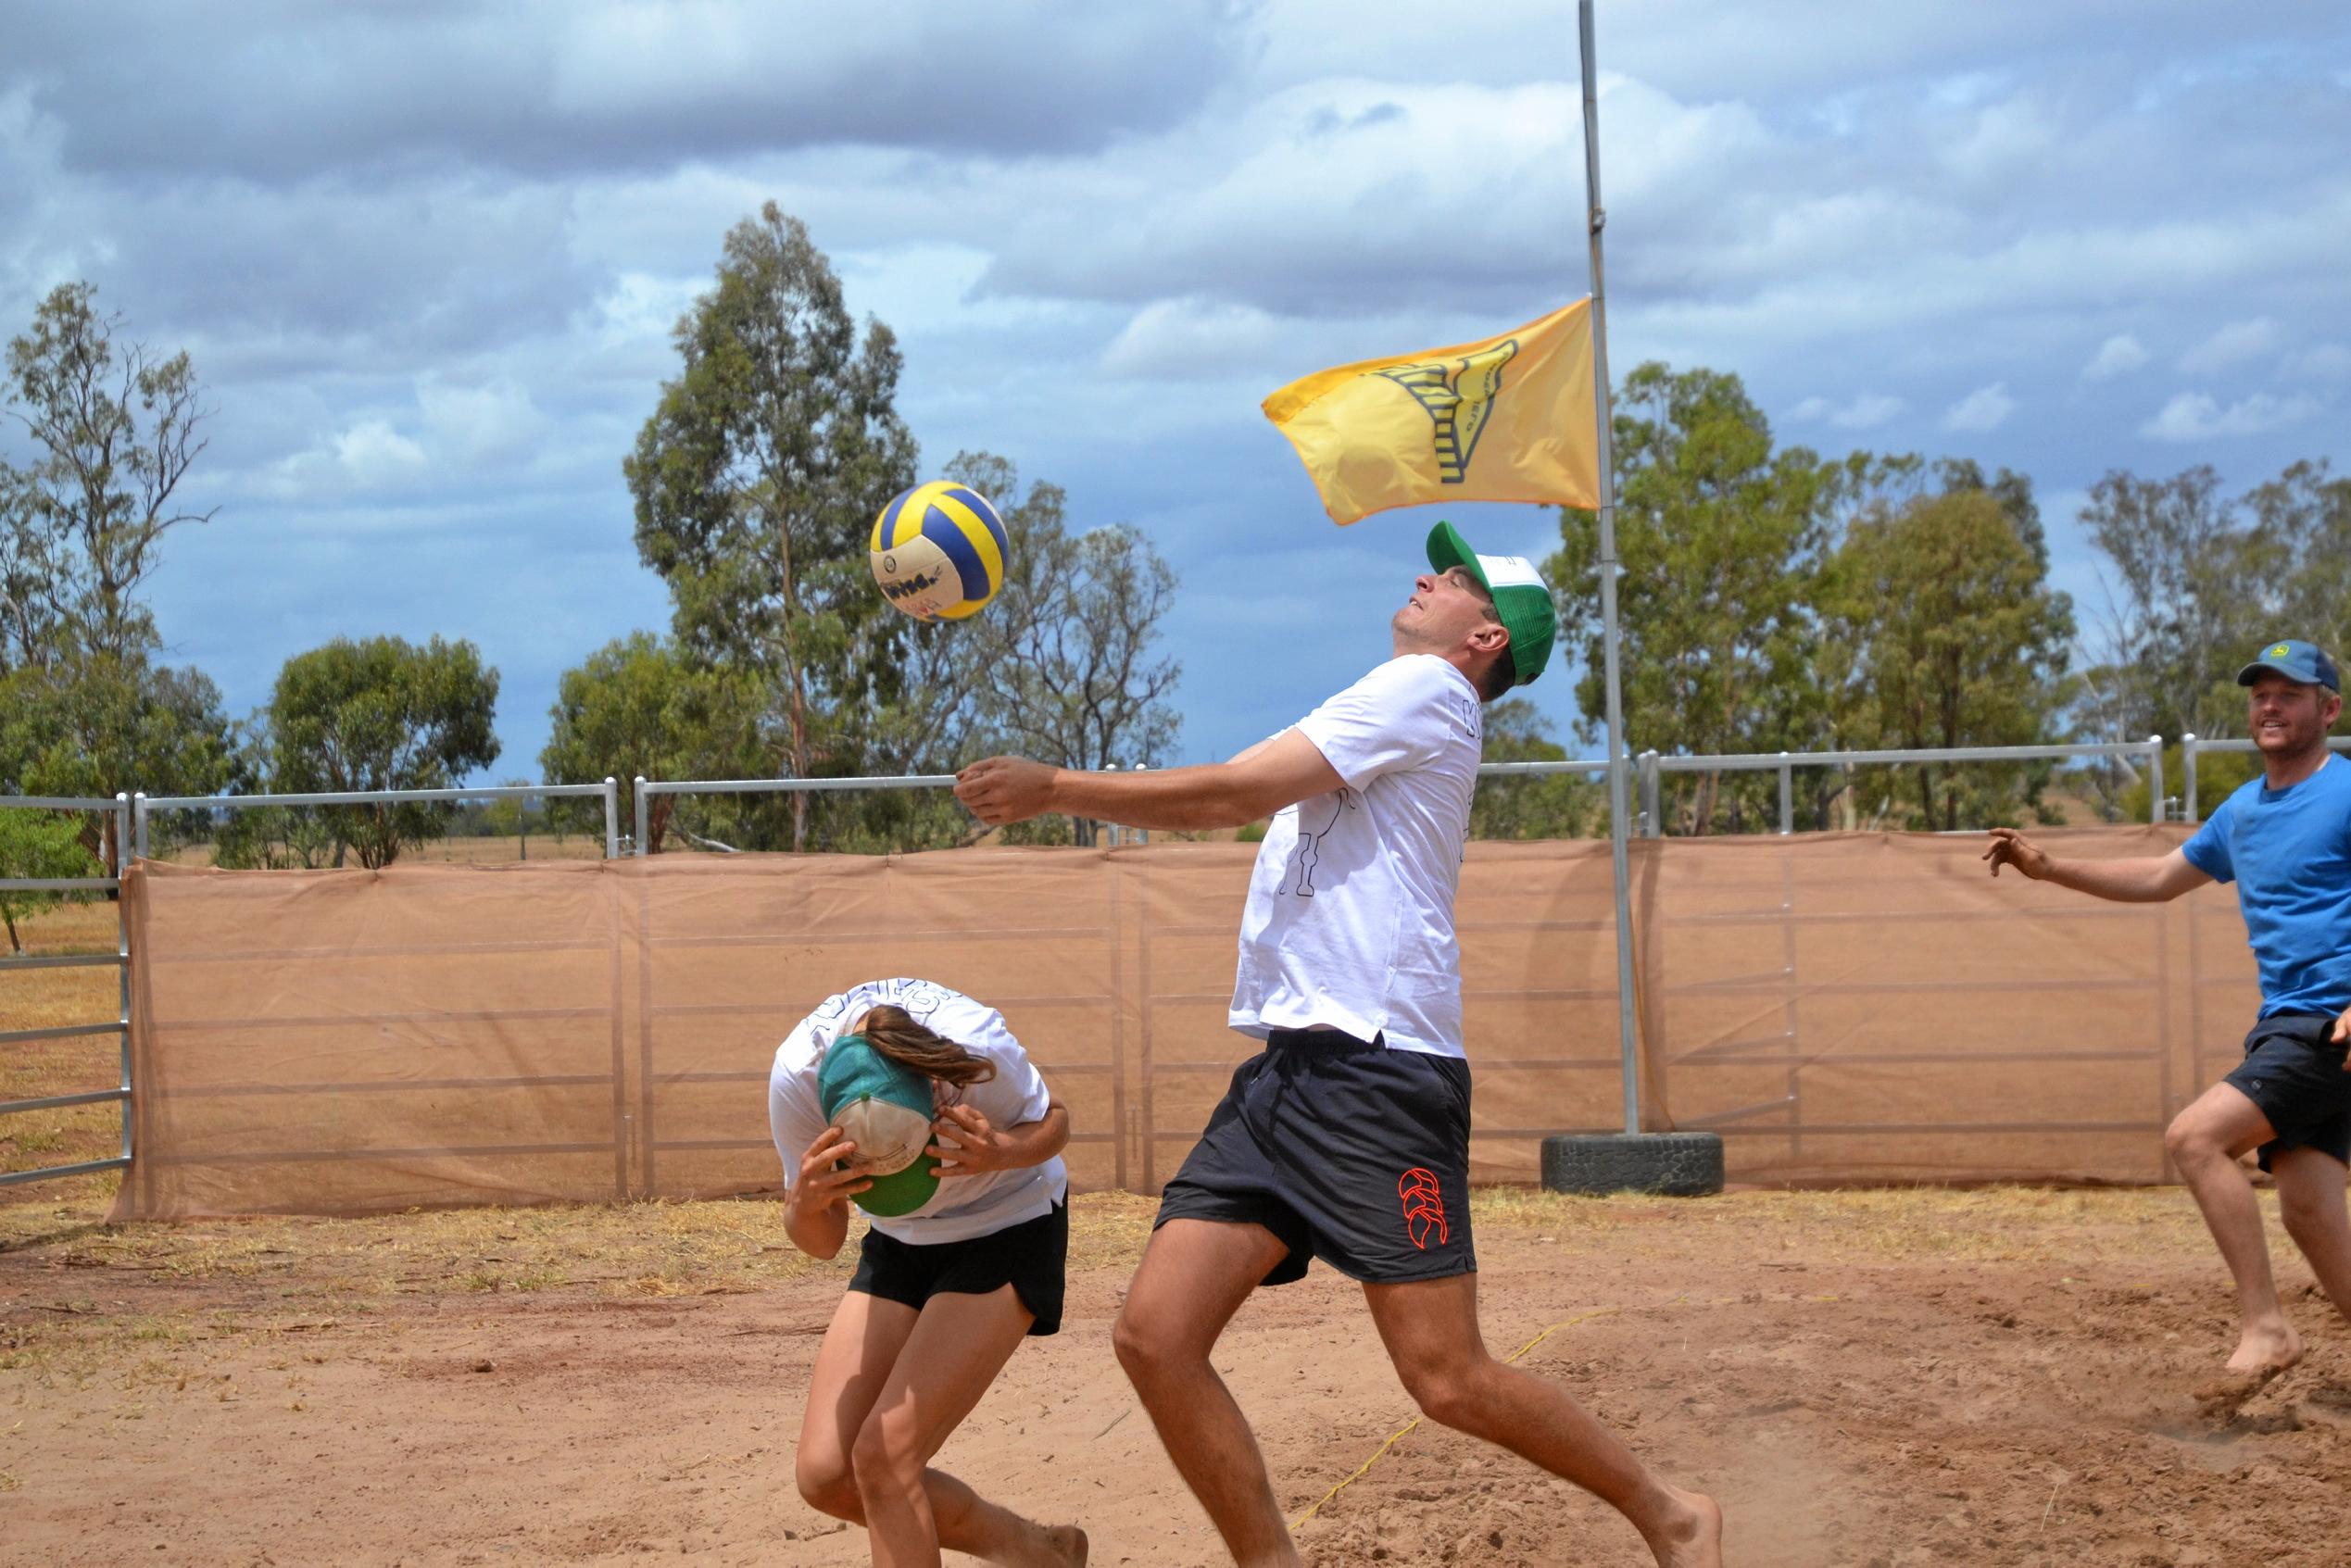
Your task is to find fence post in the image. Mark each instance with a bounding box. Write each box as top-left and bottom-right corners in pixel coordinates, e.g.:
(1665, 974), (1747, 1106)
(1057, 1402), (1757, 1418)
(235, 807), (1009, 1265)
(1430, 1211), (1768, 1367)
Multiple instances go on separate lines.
(601, 777), (620, 860)
(1135, 765), (1150, 846)
(132, 792), (149, 860)
(1638, 750), (1661, 838)
(2146, 737), (2165, 825)
(2181, 734), (2198, 825)
(114, 792), (133, 1167)
(634, 777), (650, 858)
(1777, 751), (1793, 835)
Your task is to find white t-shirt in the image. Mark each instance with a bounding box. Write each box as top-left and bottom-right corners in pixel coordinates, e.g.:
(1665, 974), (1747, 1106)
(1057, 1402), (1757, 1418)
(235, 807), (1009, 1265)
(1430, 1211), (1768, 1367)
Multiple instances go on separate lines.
(767, 976), (1068, 1246)
(1228, 654), (1484, 1057)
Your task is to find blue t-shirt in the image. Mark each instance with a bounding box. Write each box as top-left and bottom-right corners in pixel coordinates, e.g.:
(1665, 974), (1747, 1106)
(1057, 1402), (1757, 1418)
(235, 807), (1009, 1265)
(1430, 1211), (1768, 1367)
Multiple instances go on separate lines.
(2182, 755), (2351, 1017)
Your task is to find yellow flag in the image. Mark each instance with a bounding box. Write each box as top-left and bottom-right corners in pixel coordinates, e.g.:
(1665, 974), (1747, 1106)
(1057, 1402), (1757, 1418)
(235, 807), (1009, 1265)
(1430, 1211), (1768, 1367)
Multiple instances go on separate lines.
(1261, 299), (1599, 526)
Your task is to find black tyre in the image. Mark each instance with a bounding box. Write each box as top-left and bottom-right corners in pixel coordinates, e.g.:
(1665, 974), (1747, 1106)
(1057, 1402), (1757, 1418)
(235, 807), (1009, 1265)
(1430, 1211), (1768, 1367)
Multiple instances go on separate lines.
(1540, 1132), (1724, 1197)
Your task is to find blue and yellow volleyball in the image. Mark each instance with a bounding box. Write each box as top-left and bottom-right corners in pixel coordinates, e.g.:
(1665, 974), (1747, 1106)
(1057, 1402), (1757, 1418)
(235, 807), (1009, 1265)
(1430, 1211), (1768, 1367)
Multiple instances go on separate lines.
(868, 481), (1011, 621)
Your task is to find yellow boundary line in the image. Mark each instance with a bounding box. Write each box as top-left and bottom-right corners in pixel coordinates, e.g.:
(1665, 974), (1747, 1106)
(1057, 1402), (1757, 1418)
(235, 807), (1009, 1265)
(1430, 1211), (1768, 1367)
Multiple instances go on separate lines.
(1289, 1307), (1619, 1531)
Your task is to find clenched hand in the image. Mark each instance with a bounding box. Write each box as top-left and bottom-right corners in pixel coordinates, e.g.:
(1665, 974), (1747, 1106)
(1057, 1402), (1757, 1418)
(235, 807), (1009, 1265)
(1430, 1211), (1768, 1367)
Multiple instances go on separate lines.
(955, 756), (1055, 826)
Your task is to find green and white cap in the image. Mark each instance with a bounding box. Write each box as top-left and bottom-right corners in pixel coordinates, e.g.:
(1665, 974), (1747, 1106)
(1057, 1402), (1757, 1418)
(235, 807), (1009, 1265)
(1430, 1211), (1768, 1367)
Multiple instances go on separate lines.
(1427, 521), (1557, 688)
(816, 1034), (940, 1218)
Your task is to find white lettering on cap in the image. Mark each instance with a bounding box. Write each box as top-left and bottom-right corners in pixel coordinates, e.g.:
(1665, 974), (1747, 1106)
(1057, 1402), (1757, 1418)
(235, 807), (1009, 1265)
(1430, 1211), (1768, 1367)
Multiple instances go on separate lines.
(1477, 553), (1544, 591)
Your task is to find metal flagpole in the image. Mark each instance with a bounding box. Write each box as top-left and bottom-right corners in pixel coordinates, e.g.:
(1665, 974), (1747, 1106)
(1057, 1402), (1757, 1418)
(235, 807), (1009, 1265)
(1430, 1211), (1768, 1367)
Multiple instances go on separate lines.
(1579, 0), (1641, 1135)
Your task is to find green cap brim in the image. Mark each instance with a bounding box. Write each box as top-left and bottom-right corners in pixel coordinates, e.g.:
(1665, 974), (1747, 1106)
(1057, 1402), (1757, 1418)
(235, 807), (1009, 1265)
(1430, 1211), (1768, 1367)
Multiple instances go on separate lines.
(854, 1158), (940, 1217)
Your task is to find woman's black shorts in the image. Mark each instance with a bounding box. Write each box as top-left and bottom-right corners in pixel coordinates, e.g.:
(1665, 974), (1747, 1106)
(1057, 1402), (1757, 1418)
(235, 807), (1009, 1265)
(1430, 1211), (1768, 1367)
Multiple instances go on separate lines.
(848, 1198), (1068, 1336)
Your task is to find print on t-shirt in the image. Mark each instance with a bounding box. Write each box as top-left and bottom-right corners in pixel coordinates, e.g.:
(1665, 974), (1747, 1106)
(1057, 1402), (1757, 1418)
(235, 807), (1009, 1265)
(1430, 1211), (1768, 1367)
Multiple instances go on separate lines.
(1276, 787), (1358, 897)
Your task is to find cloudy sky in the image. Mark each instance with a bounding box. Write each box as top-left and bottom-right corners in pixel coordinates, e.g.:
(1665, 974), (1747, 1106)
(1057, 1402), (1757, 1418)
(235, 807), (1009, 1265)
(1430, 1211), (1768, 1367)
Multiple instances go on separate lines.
(5, 2), (2347, 777)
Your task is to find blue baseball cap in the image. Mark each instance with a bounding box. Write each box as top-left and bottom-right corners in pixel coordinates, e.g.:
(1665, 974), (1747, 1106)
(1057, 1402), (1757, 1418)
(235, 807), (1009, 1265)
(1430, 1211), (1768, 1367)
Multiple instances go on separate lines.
(2236, 638), (2340, 693)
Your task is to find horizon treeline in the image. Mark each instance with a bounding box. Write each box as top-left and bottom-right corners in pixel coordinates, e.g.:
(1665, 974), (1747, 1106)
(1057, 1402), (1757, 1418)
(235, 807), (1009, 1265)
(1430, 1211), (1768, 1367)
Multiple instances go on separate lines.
(5, 219), (2344, 866)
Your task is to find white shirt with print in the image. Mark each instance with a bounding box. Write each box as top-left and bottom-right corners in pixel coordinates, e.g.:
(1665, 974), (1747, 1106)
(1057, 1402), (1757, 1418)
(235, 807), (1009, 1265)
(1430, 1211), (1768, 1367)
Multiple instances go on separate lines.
(1227, 654), (1483, 1058)
(768, 976), (1068, 1246)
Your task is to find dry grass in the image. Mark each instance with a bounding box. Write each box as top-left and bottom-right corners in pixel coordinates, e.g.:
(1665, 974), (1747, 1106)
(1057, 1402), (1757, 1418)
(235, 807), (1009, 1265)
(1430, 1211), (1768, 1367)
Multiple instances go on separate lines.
(0, 901), (125, 1185)
(0, 1173), (2270, 1403)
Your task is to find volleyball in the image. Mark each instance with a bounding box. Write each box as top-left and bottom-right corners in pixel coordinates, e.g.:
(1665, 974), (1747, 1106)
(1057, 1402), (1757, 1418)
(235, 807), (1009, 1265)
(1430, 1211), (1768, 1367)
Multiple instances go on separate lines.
(869, 480), (1010, 621)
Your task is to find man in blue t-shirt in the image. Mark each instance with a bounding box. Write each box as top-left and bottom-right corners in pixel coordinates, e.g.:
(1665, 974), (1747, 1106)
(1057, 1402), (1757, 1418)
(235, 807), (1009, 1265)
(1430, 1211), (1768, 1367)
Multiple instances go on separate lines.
(1984, 638), (2351, 1393)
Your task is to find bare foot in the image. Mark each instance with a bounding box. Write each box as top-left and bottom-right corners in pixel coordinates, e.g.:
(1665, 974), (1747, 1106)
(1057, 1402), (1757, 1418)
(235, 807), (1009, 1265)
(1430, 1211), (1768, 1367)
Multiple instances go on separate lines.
(1641, 1486), (1723, 1568)
(2224, 1319), (2304, 1377)
(2192, 1321), (2303, 1411)
(1001, 1521), (1087, 1568)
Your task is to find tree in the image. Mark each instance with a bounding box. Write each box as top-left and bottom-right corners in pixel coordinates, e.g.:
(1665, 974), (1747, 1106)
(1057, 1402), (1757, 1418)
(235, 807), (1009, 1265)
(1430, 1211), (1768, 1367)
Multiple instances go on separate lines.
(1469, 700), (1594, 840)
(0, 283), (231, 866)
(1548, 363), (1838, 834)
(2246, 458), (2351, 657)
(539, 632), (763, 854)
(949, 453), (1182, 847)
(1935, 458), (2046, 571)
(2076, 465), (2253, 746)
(625, 202), (919, 851)
(0, 809), (101, 953)
(1822, 487), (2075, 830)
(0, 655), (238, 866)
(0, 282), (212, 674)
(222, 636), (500, 870)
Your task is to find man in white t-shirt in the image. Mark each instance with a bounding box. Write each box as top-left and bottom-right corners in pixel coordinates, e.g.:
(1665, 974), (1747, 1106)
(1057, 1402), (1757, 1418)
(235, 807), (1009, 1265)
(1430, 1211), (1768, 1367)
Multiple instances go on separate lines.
(955, 523), (1722, 1568)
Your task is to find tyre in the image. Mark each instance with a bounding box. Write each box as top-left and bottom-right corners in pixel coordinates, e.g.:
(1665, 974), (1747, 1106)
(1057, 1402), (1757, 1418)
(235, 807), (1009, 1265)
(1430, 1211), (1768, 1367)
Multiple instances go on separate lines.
(1540, 1132), (1724, 1197)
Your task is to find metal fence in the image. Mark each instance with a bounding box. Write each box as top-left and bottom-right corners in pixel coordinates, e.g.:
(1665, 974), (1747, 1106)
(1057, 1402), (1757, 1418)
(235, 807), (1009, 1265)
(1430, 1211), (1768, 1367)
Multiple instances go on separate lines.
(133, 780), (624, 862)
(0, 793), (134, 1189)
(0, 738), (2200, 1191)
(2180, 734), (2351, 824)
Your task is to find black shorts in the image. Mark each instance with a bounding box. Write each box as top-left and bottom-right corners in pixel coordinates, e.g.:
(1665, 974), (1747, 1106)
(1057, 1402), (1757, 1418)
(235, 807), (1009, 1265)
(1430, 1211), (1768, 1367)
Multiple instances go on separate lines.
(2225, 1013), (2351, 1173)
(1154, 1027), (1475, 1286)
(848, 1198), (1068, 1336)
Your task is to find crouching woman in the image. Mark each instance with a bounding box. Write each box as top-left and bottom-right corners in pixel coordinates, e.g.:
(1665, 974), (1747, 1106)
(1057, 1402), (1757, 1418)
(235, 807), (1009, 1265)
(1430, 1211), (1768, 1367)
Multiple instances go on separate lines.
(769, 977), (1087, 1568)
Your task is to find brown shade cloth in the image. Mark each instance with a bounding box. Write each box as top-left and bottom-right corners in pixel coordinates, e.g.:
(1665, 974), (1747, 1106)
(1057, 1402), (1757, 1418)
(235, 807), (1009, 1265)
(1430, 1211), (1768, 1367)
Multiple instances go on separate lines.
(111, 826), (2257, 1220)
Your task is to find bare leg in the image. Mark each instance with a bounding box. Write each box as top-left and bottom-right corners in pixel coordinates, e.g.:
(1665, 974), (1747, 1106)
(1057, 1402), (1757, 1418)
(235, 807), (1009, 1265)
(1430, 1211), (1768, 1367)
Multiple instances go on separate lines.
(2272, 1145), (2351, 1329)
(2165, 1082), (2302, 1376)
(1363, 1273), (1721, 1568)
(1112, 1218), (1300, 1568)
(798, 1288), (1087, 1567)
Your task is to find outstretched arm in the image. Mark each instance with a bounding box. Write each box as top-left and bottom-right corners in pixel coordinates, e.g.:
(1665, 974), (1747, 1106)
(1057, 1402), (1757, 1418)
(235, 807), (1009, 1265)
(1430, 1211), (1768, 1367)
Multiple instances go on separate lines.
(1982, 829), (2211, 903)
(956, 730), (1344, 833)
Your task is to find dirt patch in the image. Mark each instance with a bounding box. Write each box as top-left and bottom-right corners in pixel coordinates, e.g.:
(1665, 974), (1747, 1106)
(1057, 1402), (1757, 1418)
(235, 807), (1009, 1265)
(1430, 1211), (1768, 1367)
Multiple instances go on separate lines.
(4, 1186), (2348, 1565)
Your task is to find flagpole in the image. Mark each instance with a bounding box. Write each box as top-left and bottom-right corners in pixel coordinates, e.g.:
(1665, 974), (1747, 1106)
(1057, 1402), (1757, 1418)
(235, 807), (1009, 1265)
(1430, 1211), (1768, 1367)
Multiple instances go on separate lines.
(1579, 0), (1641, 1135)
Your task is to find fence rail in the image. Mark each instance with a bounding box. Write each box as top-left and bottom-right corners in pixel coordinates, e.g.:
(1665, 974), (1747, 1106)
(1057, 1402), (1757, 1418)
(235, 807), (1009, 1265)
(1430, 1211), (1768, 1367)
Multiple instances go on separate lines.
(134, 780), (622, 861)
(0, 736), (2209, 1190)
(0, 793), (133, 1190)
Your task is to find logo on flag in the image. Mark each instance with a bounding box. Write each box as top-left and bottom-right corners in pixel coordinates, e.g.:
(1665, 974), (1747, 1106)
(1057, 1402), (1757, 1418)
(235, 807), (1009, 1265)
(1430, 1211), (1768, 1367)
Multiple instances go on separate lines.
(1373, 340), (1520, 484)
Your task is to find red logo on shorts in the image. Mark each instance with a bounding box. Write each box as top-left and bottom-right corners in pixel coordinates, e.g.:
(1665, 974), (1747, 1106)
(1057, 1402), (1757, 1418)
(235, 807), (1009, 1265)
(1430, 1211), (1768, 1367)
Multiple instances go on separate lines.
(1399, 1167), (1449, 1250)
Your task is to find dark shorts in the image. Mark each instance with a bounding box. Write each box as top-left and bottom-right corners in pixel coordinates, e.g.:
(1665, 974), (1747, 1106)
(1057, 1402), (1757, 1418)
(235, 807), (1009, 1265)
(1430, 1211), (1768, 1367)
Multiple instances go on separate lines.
(1154, 1027), (1475, 1286)
(2225, 1013), (2351, 1173)
(848, 1198), (1068, 1336)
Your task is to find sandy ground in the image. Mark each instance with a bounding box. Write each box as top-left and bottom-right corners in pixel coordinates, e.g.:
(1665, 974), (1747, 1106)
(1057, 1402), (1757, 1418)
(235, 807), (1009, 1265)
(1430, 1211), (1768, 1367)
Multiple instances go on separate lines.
(4, 1186), (2350, 1567)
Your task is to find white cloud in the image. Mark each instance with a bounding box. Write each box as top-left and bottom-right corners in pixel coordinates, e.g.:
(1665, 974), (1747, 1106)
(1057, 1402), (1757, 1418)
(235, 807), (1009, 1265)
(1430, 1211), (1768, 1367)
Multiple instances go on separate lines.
(1943, 383), (2016, 432)
(2079, 333), (2149, 380)
(2139, 390), (2320, 441)
(1100, 297), (1283, 381)
(2177, 316), (2278, 373)
(417, 377), (549, 467)
(2286, 343), (2351, 382)
(1784, 392), (1904, 428)
(1833, 393), (1906, 429)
